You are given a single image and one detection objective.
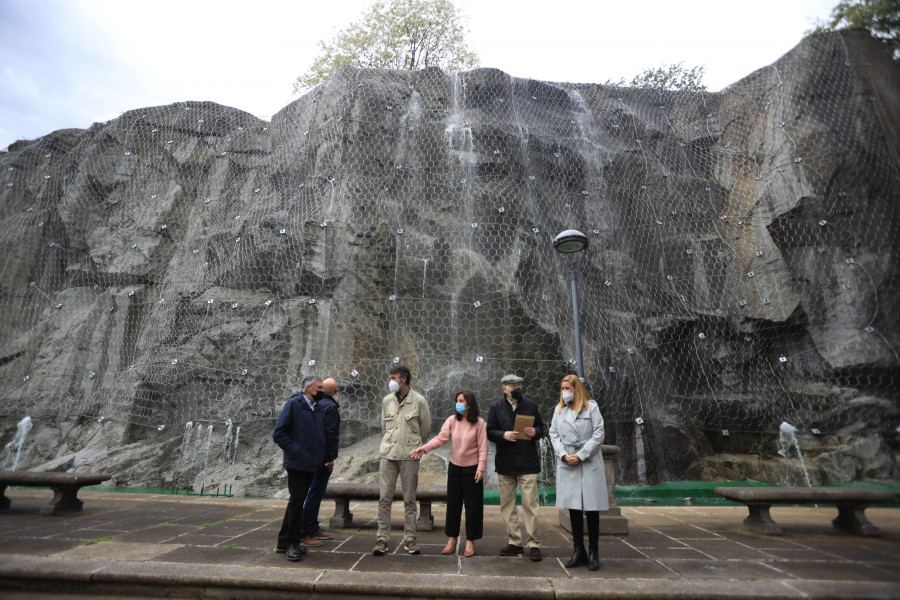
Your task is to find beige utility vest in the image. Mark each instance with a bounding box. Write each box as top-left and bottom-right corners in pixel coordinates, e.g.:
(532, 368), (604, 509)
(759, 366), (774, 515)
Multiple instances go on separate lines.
(379, 389), (430, 460)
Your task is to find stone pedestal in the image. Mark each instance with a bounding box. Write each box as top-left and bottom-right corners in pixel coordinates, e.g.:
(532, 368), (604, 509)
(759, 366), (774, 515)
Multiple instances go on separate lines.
(558, 444), (629, 536)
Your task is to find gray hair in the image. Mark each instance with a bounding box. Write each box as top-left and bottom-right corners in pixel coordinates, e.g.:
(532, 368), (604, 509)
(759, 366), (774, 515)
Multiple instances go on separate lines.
(300, 375), (320, 392)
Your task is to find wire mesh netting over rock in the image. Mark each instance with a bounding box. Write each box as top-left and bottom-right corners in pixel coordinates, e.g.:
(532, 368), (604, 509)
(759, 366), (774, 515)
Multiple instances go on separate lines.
(1, 30), (898, 492)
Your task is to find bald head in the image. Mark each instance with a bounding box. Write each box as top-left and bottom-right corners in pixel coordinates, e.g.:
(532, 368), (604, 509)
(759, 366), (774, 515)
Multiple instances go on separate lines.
(322, 378), (338, 396)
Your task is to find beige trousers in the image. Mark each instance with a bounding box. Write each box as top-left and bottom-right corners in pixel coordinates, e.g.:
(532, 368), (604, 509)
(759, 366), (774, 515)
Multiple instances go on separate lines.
(377, 458), (420, 544)
(498, 472), (541, 548)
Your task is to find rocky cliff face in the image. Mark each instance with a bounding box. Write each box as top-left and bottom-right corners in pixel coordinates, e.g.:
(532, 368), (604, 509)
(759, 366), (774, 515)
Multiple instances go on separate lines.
(1, 30), (898, 494)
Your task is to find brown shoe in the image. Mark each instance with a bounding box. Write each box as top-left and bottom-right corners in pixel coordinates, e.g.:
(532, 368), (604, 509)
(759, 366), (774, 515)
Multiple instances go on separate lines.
(299, 536), (322, 546)
(529, 547), (542, 562)
(373, 540), (388, 555)
(499, 544), (524, 556)
(313, 529), (333, 540)
(404, 540), (422, 555)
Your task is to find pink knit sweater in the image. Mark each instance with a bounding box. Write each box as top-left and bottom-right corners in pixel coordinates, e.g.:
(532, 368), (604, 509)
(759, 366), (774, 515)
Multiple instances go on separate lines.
(421, 416), (487, 471)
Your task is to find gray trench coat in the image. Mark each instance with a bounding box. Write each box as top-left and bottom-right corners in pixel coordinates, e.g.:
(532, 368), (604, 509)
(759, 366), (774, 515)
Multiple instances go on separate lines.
(548, 400), (609, 511)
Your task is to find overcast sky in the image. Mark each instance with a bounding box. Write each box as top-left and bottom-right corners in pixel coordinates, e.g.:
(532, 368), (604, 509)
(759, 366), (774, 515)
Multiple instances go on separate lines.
(1, 0), (838, 150)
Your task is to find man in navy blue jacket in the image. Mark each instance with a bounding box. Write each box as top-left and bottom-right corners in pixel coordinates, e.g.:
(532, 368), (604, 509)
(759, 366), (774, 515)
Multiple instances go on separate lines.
(298, 376), (341, 546)
(273, 375), (330, 561)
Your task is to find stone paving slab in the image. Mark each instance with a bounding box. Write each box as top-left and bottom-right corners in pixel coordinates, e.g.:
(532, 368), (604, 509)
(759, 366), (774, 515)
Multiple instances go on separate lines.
(788, 581), (900, 600)
(150, 544), (270, 565)
(1, 536), (84, 556)
(771, 560), (900, 583)
(657, 558), (785, 580)
(557, 557), (679, 579)
(224, 527), (280, 548)
(679, 538), (774, 559)
(56, 540), (183, 561)
(0, 490), (898, 600)
(115, 523), (199, 543)
(551, 577), (805, 599)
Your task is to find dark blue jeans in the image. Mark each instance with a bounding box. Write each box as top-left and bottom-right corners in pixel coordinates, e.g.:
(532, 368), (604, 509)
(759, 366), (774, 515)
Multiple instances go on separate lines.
(300, 467), (332, 537)
(277, 468), (314, 549)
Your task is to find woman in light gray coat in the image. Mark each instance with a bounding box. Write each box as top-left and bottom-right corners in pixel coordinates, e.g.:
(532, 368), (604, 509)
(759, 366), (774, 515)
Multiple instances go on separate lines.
(549, 374), (608, 571)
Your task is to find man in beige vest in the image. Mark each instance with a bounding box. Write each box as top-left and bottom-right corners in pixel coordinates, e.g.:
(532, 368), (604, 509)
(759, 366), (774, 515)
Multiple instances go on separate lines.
(373, 365), (431, 555)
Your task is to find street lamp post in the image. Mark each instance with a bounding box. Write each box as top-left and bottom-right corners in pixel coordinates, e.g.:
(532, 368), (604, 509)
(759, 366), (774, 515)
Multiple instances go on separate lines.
(553, 229), (589, 380)
(552, 229), (629, 535)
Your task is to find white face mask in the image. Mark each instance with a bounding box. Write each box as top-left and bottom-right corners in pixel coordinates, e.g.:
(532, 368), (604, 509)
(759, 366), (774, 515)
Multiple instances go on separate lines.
(388, 380), (401, 393)
(562, 391), (575, 403)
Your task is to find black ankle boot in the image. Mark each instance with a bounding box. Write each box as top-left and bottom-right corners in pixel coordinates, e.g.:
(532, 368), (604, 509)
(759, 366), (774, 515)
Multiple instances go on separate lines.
(564, 546), (588, 568)
(587, 549), (600, 571)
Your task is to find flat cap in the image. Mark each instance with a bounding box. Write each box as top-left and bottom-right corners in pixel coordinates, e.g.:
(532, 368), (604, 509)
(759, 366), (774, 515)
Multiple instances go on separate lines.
(500, 374), (523, 384)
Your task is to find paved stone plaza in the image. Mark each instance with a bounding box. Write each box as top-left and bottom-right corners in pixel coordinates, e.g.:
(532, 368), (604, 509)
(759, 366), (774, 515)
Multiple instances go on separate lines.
(1, 489), (898, 599)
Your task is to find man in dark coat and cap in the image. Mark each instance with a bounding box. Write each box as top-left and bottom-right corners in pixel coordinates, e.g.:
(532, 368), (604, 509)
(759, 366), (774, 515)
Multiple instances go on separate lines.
(486, 374), (545, 562)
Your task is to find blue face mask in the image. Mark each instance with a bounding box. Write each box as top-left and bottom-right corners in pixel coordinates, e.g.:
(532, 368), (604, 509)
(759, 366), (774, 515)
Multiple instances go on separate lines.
(455, 403), (466, 414)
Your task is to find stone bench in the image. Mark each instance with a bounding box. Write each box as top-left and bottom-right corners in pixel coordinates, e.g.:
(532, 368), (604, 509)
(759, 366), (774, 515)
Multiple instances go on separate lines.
(324, 482), (447, 531)
(714, 486), (893, 536)
(0, 470), (111, 515)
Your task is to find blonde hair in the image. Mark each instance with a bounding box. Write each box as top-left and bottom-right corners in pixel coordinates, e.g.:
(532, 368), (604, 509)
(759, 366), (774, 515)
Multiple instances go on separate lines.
(557, 374), (590, 413)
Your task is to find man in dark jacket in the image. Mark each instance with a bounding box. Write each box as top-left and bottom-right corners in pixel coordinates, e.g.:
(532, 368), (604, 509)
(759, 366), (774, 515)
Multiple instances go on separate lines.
(273, 376), (330, 561)
(486, 374), (544, 562)
(298, 376), (341, 546)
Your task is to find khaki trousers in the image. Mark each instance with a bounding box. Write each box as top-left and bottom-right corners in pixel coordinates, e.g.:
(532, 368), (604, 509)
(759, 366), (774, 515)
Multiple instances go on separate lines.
(377, 458), (420, 544)
(498, 472), (541, 548)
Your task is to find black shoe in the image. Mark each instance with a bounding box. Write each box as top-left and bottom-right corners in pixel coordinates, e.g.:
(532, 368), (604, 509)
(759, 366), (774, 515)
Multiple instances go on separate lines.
(286, 544), (303, 561)
(275, 546), (287, 554)
(564, 547), (588, 568)
(588, 550), (600, 571)
(499, 544), (524, 556)
(529, 547), (542, 562)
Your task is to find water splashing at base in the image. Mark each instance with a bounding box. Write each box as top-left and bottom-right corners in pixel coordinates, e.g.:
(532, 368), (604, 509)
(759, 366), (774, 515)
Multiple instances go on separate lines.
(778, 422), (812, 487)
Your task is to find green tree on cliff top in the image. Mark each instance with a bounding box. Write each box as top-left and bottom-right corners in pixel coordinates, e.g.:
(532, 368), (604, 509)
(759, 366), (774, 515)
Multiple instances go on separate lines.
(808, 0), (899, 58)
(294, 0), (479, 93)
(604, 62), (708, 92)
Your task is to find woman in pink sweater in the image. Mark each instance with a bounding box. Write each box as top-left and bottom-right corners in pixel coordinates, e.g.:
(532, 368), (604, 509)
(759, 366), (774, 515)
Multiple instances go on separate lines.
(411, 390), (487, 557)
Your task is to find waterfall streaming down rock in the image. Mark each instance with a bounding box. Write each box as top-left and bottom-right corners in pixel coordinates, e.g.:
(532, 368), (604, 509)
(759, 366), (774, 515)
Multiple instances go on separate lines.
(181, 422), (194, 466)
(1, 417), (32, 471)
(634, 424), (648, 486)
(202, 425), (213, 473)
(231, 426), (240, 465)
(222, 419), (233, 466)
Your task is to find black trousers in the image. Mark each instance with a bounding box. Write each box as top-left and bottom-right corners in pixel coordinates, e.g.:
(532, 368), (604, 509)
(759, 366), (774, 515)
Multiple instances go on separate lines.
(569, 509), (600, 551)
(277, 468), (315, 548)
(445, 462), (483, 540)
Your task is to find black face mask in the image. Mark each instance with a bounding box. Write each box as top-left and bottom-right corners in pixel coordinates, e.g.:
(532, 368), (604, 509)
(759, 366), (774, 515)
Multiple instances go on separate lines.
(312, 390), (325, 403)
(510, 388), (524, 401)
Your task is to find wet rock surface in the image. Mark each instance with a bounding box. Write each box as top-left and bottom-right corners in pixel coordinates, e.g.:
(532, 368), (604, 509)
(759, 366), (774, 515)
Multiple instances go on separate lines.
(0, 30), (897, 493)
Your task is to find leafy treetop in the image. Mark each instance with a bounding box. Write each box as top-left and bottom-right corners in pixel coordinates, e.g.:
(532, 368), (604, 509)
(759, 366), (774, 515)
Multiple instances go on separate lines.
(294, 0), (479, 93)
(807, 0), (899, 59)
(604, 62), (708, 92)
